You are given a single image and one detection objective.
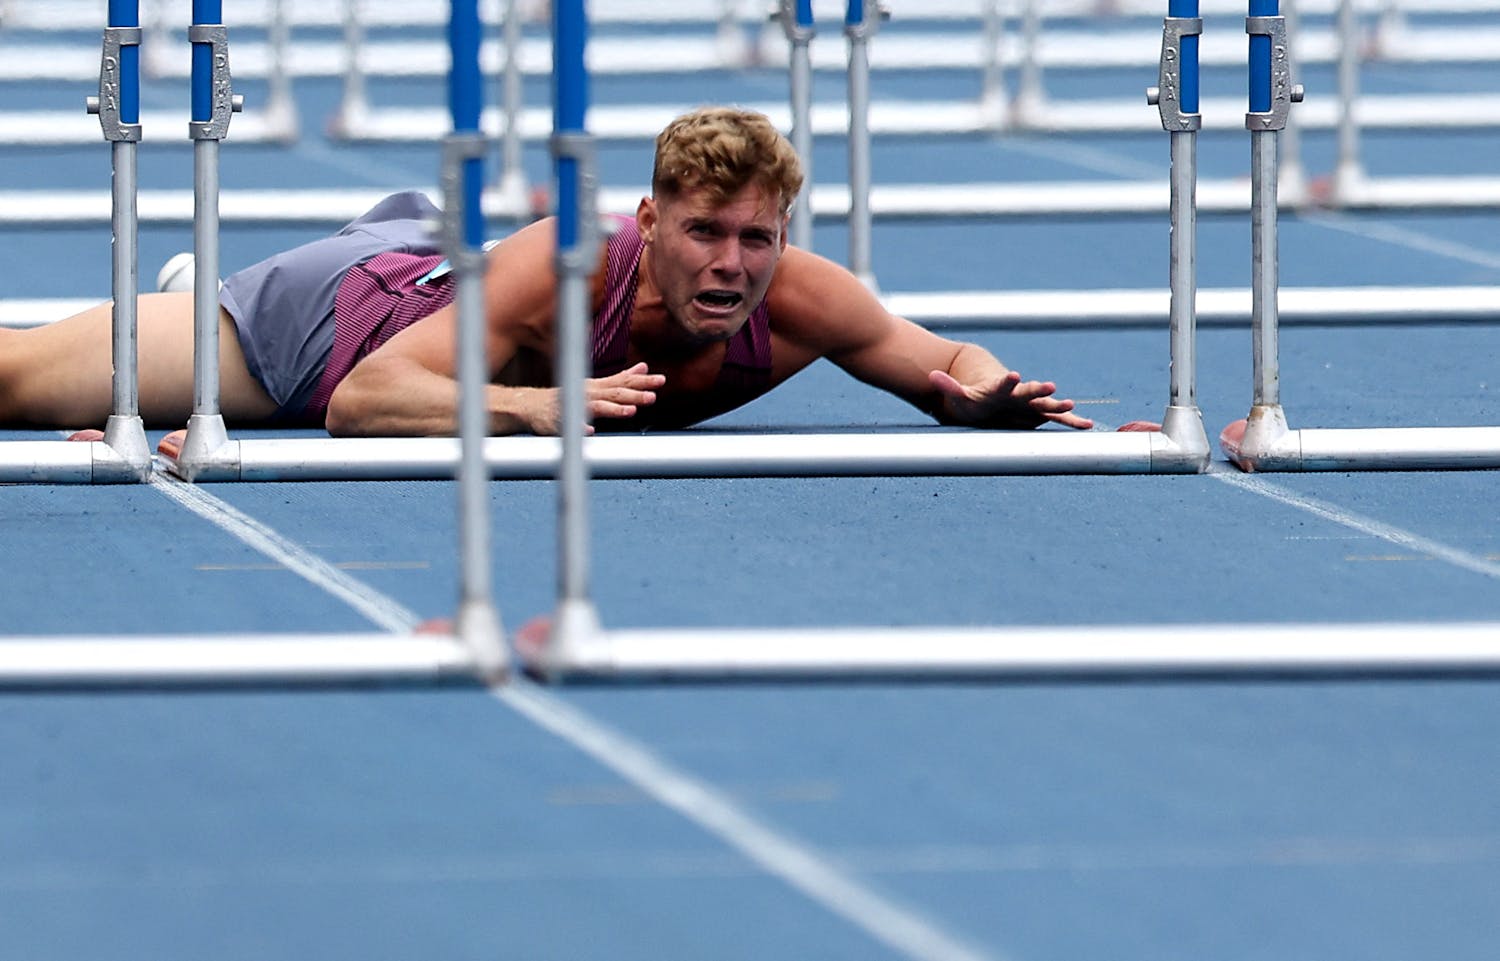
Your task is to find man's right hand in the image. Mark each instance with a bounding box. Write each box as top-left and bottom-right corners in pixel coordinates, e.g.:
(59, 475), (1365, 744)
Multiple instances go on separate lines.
(515, 361), (665, 435)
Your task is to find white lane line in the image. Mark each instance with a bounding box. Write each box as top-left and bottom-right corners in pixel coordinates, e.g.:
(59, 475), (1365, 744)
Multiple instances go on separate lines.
(499, 681), (999, 961)
(146, 470), (420, 633)
(140, 467), (996, 961)
(8, 833), (1497, 892)
(1300, 212), (1500, 271)
(1207, 464), (1500, 581)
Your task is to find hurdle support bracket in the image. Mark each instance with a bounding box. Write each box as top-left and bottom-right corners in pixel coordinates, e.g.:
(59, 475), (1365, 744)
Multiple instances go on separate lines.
(1147, 16), (1202, 132)
(87, 25), (143, 142)
(1244, 15), (1304, 132)
(186, 23), (243, 141)
(548, 131), (601, 272)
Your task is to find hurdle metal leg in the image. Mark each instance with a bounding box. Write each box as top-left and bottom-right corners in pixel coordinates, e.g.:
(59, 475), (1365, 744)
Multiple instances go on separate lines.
(327, 0), (369, 137)
(1011, 0), (1047, 126)
(172, 1), (243, 482)
(492, 0), (529, 210)
(532, 0), (606, 677)
(260, 0), (301, 144)
(0, 0), (151, 484)
(844, 0), (885, 292)
(1331, 0), (1367, 200)
(774, 0), (815, 252)
(442, 0), (510, 683)
(978, 0), (1007, 129)
(1147, 0), (1211, 469)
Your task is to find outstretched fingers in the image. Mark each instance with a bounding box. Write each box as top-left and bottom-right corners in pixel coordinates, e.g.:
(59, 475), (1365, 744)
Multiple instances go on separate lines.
(584, 362), (665, 423)
(928, 368), (1093, 430)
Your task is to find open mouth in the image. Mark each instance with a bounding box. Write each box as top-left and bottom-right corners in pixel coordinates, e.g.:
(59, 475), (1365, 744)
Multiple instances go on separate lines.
(694, 289), (743, 312)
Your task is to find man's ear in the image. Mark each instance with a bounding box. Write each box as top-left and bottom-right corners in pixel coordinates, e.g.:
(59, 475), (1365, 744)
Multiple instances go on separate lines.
(637, 196), (658, 243)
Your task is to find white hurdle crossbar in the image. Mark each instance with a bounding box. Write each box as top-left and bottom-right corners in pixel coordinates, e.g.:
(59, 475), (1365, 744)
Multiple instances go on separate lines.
(9, 174), (1500, 226)
(0, 633), (477, 688)
(10, 285), (1500, 334)
(149, 432), (1185, 482)
(519, 621), (1500, 682)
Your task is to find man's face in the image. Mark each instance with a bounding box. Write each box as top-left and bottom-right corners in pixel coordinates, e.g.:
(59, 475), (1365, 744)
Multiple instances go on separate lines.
(637, 182), (788, 346)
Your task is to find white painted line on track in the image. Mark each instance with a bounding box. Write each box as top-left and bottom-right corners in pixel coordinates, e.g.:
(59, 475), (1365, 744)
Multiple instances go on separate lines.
(1207, 463), (1500, 581)
(145, 468), (420, 633)
(134, 457), (997, 961)
(1301, 212), (1500, 271)
(497, 680), (1001, 961)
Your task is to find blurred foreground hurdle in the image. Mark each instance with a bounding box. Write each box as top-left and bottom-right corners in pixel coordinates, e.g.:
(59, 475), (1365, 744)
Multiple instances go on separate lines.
(0, 0), (508, 684)
(3, 0), (1500, 690)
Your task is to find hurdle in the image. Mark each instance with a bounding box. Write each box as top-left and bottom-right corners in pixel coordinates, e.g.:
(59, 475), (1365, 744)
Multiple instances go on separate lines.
(0, 0), (152, 485)
(1221, 0), (1500, 472)
(168, 0), (245, 483)
(1320, 0), (1500, 208)
(0, 0), (505, 689)
(140, 0), (1207, 484)
(516, 1), (1500, 684)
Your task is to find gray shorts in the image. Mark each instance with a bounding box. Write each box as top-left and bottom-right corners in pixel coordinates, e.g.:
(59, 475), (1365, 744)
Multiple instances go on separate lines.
(219, 191), (446, 419)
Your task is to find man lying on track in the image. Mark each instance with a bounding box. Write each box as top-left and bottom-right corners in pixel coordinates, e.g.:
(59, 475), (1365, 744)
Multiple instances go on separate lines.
(0, 107), (1092, 438)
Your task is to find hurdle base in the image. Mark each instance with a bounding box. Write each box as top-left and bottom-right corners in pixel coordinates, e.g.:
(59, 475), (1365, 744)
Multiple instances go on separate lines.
(457, 598), (510, 684)
(170, 414), (240, 482)
(525, 598), (605, 682)
(1157, 405), (1211, 472)
(1223, 410), (1500, 472)
(99, 414), (153, 482)
(1220, 404), (1294, 472)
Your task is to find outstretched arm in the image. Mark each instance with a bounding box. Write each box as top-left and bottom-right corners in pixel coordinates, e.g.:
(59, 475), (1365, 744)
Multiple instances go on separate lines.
(767, 248), (1093, 430)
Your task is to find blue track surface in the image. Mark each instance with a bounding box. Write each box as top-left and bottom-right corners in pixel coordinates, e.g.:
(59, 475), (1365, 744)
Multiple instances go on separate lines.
(2, 7), (1499, 960)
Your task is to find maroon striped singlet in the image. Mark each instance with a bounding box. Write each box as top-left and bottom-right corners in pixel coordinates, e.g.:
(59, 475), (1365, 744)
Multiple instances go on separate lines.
(305, 215), (774, 427)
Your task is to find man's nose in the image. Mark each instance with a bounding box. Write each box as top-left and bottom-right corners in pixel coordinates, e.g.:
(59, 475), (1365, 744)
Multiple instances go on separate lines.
(711, 240), (744, 275)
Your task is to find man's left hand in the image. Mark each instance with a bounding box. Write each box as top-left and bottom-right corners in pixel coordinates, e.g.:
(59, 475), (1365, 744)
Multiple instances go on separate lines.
(929, 369), (1094, 430)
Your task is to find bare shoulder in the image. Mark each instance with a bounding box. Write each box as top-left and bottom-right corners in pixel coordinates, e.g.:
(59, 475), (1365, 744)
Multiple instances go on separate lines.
(479, 216), (614, 350)
(765, 245), (894, 356)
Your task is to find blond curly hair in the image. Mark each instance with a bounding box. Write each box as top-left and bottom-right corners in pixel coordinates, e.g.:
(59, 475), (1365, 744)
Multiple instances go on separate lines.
(652, 107), (804, 216)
